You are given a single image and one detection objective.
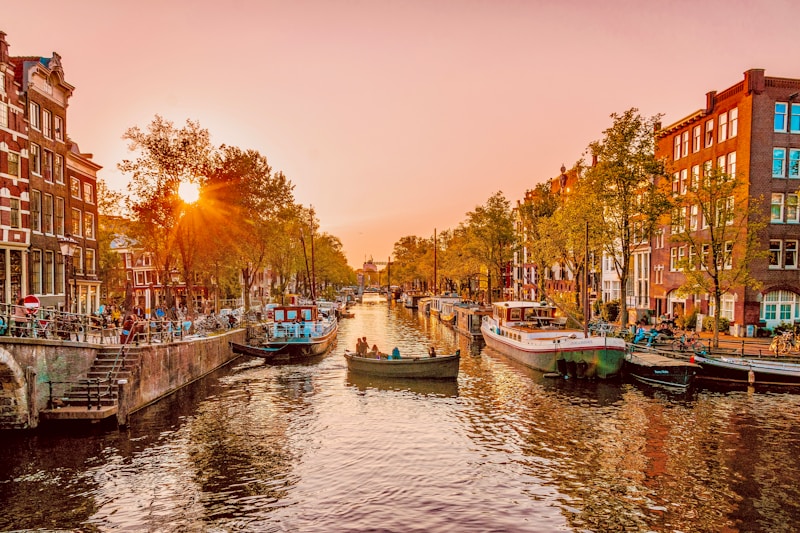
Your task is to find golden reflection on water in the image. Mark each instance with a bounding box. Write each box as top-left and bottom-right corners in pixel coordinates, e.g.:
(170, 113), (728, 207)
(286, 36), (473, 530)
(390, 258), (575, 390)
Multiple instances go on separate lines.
(2, 302), (800, 532)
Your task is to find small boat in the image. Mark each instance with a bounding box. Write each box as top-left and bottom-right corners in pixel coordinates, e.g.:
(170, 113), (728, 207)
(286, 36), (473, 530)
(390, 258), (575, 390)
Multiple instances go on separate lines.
(361, 288), (385, 304)
(402, 292), (427, 309)
(480, 300), (626, 379)
(692, 353), (800, 387)
(230, 341), (284, 360)
(624, 348), (699, 389)
(343, 350), (460, 379)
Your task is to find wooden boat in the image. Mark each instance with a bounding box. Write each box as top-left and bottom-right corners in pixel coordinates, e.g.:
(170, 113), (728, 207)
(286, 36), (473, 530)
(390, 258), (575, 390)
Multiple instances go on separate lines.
(692, 353), (800, 387)
(258, 304), (338, 359)
(453, 303), (492, 339)
(402, 292), (427, 309)
(343, 350), (460, 379)
(230, 341), (283, 359)
(480, 301), (626, 379)
(624, 348), (699, 389)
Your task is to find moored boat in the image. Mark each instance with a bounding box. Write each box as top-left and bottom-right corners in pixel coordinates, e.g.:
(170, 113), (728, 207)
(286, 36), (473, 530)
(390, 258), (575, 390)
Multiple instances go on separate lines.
(480, 300), (626, 379)
(361, 288), (385, 304)
(692, 353), (800, 387)
(430, 293), (461, 319)
(259, 304), (338, 359)
(402, 292), (427, 309)
(230, 341), (284, 359)
(453, 302), (492, 338)
(343, 350), (460, 379)
(624, 348), (699, 389)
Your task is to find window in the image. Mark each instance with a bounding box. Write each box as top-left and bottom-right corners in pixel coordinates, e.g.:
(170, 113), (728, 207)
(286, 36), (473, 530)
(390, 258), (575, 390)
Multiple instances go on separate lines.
(789, 194), (800, 224)
(44, 251), (54, 294)
(43, 194), (53, 233)
(71, 177), (80, 198)
(672, 172), (680, 194)
(43, 150), (53, 182)
(72, 208), (82, 236)
(29, 102), (40, 130)
(54, 116), (63, 142)
(42, 109), (52, 138)
(772, 193), (785, 222)
(135, 271), (145, 285)
(674, 135), (681, 160)
(72, 248), (83, 275)
(705, 119), (714, 147)
(775, 102), (788, 132)
(678, 246), (686, 270)
(682, 131), (689, 157)
(0, 102), (7, 128)
(680, 169), (688, 194)
(792, 103), (800, 133)
(54, 154), (64, 183)
(56, 197), (65, 235)
(693, 125), (701, 152)
(787, 241), (798, 269)
(728, 152), (736, 178)
(770, 240), (783, 268)
(56, 256), (63, 294)
(7, 152), (19, 177)
(31, 190), (41, 232)
(790, 149), (800, 179)
(724, 241), (733, 269)
(84, 212), (95, 239)
(9, 198), (19, 228)
(691, 165), (700, 190)
(31, 250), (42, 294)
(670, 247), (678, 271)
(718, 112), (728, 142)
(85, 249), (95, 276)
(30, 143), (41, 175)
(717, 154), (726, 172)
(83, 183), (94, 204)
(729, 108), (738, 138)
(774, 148), (787, 177)
(690, 205), (699, 231)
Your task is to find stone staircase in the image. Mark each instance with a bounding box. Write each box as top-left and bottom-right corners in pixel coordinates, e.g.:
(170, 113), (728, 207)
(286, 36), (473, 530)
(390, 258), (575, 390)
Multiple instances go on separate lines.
(41, 346), (142, 421)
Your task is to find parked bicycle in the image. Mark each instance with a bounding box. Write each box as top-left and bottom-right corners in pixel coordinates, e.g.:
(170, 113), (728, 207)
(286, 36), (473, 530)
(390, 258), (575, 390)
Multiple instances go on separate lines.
(671, 331), (708, 355)
(769, 330), (799, 355)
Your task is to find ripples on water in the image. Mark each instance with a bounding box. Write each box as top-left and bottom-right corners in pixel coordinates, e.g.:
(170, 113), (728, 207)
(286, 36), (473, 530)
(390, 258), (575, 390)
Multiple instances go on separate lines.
(2, 303), (800, 532)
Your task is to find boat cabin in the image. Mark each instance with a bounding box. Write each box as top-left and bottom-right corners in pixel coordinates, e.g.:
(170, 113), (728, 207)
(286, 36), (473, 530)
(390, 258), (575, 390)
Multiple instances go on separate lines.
(272, 305), (319, 324)
(491, 301), (558, 328)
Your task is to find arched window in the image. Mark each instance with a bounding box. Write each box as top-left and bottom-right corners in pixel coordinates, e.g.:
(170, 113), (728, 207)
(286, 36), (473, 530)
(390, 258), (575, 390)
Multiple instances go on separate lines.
(761, 290), (800, 327)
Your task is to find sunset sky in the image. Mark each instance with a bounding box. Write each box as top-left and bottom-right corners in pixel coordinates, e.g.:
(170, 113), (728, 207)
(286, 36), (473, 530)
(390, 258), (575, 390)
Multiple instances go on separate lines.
(3, 1), (798, 268)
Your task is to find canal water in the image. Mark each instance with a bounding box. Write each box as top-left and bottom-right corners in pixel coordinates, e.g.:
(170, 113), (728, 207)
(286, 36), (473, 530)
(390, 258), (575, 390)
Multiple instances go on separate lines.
(2, 303), (800, 532)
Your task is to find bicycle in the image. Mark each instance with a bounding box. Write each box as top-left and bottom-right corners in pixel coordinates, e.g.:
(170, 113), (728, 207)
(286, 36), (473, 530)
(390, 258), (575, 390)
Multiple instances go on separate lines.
(671, 331), (708, 355)
(769, 330), (798, 355)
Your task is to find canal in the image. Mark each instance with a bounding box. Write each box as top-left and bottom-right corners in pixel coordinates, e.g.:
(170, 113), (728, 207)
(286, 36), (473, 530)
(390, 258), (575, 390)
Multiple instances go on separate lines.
(1, 303), (800, 532)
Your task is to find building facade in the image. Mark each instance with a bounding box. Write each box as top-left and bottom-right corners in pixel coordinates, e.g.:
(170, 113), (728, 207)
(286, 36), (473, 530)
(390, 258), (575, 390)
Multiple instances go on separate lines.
(0, 31), (101, 313)
(653, 68), (800, 331)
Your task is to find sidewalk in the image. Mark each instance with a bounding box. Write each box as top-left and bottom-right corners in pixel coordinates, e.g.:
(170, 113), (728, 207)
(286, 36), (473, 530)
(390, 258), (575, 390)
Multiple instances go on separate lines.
(697, 330), (773, 357)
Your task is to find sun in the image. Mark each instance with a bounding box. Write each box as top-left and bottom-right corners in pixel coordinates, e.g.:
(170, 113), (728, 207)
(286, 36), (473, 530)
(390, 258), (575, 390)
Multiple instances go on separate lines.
(178, 181), (201, 204)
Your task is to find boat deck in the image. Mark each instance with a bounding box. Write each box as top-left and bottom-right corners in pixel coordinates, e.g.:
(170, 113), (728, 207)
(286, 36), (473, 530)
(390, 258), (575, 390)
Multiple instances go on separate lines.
(627, 350), (700, 368)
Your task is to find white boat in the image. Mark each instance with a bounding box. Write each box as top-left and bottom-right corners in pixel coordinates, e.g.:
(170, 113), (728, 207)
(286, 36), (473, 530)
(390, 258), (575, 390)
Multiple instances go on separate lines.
(361, 288), (385, 304)
(429, 293), (461, 319)
(344, 350), (460, 379)
(480, 301), (626, 379)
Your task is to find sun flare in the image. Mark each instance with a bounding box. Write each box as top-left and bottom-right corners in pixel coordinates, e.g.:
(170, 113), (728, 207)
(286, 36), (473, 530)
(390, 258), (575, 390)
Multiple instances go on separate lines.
(178, 181), (201, 204)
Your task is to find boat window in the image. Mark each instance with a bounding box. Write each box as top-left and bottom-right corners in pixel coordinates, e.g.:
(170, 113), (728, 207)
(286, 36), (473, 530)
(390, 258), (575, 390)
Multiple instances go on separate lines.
(510, 308), (522, 320)
(524, 308), (536, 321)
(302, 309), (312, 321)
(286, 310), (298, 321)
(274, 310), (285, 322)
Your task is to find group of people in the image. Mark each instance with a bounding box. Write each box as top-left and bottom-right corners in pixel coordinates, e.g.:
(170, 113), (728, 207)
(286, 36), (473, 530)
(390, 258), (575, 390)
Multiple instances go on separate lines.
(354, 337), (405, 359)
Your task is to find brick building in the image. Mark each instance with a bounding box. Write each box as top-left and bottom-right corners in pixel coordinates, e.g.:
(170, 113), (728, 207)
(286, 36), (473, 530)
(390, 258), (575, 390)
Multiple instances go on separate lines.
(0, 31), (100, 313)
(653, 69), (800, 332)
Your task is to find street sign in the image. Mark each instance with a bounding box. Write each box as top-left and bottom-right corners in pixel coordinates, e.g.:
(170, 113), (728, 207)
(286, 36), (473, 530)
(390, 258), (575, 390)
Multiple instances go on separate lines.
(23, 294), (40, 315)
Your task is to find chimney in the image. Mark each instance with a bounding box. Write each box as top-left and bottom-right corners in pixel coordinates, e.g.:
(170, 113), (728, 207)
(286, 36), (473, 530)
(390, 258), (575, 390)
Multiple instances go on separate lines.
(0, 32), (8, 64)
(745, 68), (766, 95)
(705, 91), (717, 114)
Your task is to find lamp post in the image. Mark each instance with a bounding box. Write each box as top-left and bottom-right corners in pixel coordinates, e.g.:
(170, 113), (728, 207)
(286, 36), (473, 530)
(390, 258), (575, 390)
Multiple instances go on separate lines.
(58, 233), (79, 313)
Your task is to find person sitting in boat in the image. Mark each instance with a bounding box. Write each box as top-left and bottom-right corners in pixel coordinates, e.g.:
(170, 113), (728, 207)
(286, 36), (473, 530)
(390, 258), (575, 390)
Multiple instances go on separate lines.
(428, 346), (437, 358)
(370, 344), (381, 358)
(390, 347), (401, 359)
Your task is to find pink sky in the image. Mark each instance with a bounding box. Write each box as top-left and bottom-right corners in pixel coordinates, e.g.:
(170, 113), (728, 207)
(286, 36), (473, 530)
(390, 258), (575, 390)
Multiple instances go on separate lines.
(3, 1), (798, 267)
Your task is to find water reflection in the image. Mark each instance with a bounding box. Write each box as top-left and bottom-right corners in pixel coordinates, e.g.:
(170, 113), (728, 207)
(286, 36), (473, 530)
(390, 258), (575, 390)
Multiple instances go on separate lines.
(1, 303), (800, 531)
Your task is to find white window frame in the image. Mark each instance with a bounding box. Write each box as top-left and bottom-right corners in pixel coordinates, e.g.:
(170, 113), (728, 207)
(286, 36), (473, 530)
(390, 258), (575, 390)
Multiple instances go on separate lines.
(774, 148), (787, 178)
(692, 125), (701, 152)
(729, 108), (738, 138)
(54, 115), (64, 142)
(29, 102), (40, 130)
(792, 103), (800, 134)
(775, 102), (788, 132)
(770, 240), (783, 269)
(788, 193), (800, 224)
(30, 143), (41, 175)
(772, 193), (785, 222)
(727, 151), (736, 178)
(674, 135), (681, 160)
(790, 149), (800, 179)
(42, 109), (52, 138)
(681, 131), (689, 157)
(718, 112), (728, 142)
(786, 240), (798, 269)
(705, 119), (714, 147)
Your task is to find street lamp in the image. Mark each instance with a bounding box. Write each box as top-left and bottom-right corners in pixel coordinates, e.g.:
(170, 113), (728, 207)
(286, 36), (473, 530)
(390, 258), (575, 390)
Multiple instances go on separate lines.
(58, 233), (79, 312)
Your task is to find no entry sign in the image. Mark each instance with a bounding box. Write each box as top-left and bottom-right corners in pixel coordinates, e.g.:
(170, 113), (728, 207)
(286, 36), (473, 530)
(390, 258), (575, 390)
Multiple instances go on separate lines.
(23, 294), (40, 315)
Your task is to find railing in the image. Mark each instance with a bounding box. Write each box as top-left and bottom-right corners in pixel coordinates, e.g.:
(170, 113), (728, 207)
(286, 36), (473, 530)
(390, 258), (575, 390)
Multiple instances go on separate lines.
(46, 378), (111, 411)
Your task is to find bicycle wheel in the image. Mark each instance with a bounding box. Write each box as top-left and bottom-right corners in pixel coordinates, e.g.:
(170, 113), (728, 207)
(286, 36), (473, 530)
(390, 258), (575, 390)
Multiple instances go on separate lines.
(692, 341), (708, 355)
(671, 339), (686, 352)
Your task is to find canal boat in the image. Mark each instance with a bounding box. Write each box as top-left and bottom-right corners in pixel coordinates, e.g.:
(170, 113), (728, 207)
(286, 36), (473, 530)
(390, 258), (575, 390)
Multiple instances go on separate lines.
(254, 304), (338, 359)
(430, 293), (461, 319)
(480, 300), (626, 379)
(453, 302), (492, 339)
(343, 350), (460, 379)
(402, 291), (427, 309)
(692, 353), (800, 387)
(624, 348), (699, 389)
(230, 341), (284, 360)
(361, 288), (385, 304)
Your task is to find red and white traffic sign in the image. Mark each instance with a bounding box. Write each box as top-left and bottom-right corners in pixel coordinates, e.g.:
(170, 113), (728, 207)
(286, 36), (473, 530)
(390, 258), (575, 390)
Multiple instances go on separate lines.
(23, 294), (40, 315)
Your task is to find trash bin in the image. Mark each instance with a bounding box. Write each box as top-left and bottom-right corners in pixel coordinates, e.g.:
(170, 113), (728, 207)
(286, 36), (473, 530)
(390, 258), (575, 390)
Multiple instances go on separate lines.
(746, 325), (755, 338)
(696, 314), (705, 333)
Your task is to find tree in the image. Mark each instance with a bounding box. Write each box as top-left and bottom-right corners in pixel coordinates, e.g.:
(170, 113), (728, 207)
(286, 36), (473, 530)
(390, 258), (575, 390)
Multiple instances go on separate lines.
(670, 166), (766, 347)
(392, 236), (433, 290)
(464, 191), (516, 303)
(582, 109), (672, 326)
(96, 179), (127, 303)
(119, 115), (216, 315)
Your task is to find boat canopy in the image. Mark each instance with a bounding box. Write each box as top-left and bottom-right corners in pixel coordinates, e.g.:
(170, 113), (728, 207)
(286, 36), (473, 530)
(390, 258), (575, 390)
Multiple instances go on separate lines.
(273, 305), (318, 323)
(492, 301), (556, 326)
